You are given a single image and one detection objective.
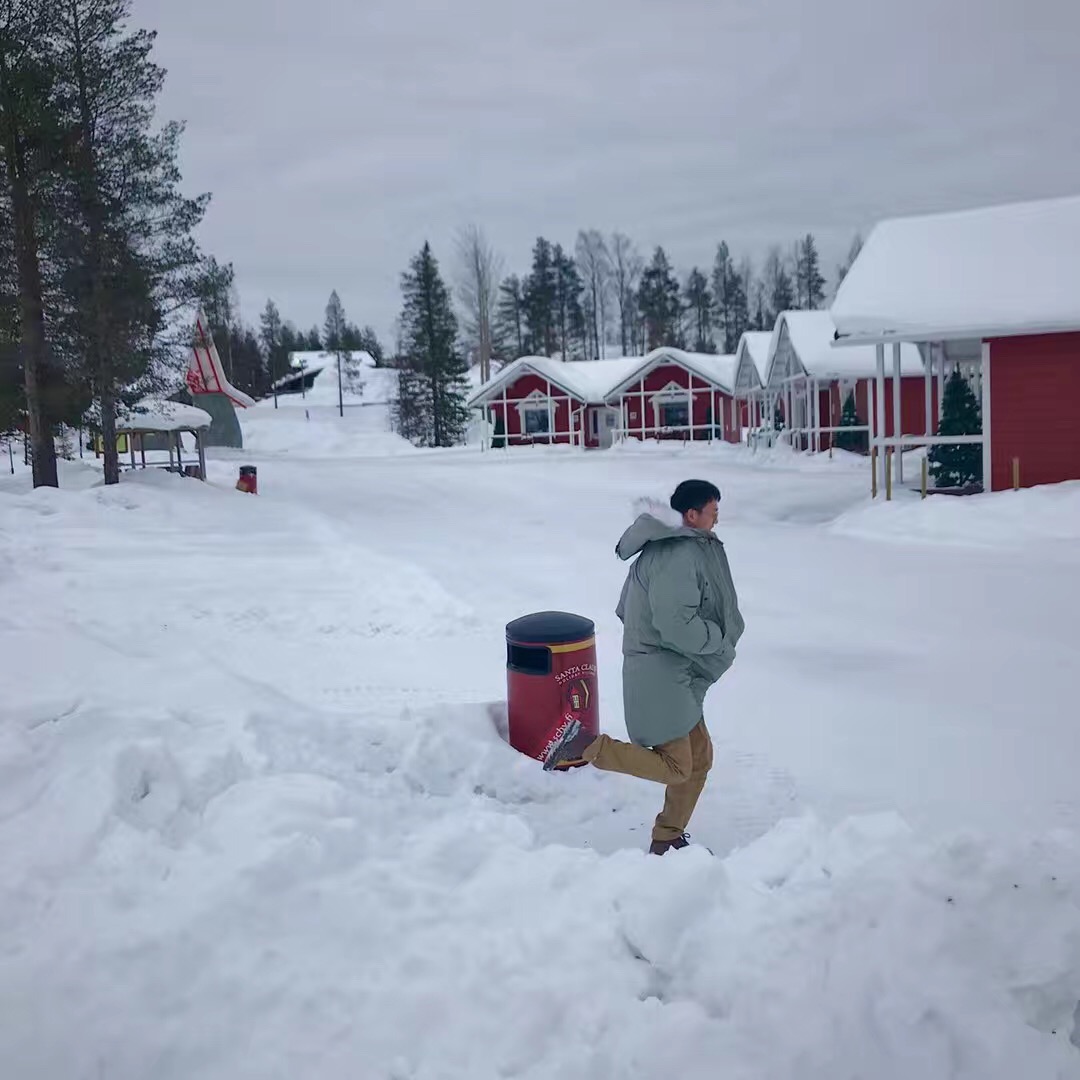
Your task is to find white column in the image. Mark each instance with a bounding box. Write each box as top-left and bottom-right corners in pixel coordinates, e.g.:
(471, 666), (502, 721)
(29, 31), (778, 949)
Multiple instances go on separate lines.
(501, 383), (509, 449)
(892, 342), (903, 483)
(875, 344), (887, 491)
(937, 344), (946, 421)
(924, 343), (933, 436)
(981, 341), (992, 491)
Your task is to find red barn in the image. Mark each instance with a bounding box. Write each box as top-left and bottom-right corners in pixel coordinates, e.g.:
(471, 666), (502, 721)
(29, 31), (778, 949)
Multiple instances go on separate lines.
(832, 194), (1080, 493)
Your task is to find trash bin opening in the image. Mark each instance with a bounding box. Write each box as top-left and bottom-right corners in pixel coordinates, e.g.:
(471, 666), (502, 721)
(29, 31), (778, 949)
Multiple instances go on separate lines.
(507, 642), (551, 675)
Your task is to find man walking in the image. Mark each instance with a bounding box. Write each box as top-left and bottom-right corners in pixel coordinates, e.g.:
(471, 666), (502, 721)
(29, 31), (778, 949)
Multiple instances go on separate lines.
(543, 479), (744, 855)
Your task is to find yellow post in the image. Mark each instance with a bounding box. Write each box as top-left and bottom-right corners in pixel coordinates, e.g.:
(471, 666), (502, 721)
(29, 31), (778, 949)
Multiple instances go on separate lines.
(1012, 457), (1020, 491)
(921, 455), (928, 499)
(871, 446), (878, 498)
(885, 448), (893, 501)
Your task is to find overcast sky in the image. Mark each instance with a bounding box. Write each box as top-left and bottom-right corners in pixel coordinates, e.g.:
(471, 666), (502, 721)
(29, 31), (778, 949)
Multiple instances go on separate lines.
(135, 0), (1080, 348)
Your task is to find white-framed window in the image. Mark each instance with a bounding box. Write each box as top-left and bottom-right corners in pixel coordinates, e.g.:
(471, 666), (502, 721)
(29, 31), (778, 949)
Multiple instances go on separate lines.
(516, 389), (553, 435)
(651, 381), (692, 429)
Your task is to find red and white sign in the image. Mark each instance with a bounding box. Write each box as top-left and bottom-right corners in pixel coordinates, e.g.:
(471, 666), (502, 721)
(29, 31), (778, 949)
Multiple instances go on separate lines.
(185, 309), (256, 408)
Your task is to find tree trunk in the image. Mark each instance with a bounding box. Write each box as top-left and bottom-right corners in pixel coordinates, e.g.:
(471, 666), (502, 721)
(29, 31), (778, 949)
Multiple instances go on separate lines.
(98, 379), (120, 485)
(0, 53), (58, 488)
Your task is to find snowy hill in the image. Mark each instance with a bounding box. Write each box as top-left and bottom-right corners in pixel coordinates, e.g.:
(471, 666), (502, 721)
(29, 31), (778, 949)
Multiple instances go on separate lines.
(242, 352), (487, 457)
(2, 445), (1080, 1077)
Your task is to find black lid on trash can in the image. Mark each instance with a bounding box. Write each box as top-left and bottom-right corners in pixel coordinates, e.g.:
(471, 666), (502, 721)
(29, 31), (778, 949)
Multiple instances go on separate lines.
(506, 611), (594, 646)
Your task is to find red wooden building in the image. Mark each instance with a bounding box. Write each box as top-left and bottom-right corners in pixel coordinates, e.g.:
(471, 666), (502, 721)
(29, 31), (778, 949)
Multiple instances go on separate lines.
(468, 348), (739, 449)
(832, 194), (1080, 493)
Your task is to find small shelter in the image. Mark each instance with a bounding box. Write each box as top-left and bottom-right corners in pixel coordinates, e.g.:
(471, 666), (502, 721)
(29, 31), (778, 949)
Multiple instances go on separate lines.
(111, 401), (213, 479)
(733, 331), (773, 436)
(764, 311), (927, 453)
(832, 193), (1080, 492)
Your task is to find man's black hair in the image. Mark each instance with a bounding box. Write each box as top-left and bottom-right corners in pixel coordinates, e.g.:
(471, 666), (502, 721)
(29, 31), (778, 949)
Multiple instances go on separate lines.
(670, 479), (721, 515)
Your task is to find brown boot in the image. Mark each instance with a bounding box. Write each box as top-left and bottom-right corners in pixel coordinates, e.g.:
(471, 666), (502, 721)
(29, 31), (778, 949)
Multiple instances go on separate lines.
(542, 720), (596, 771)
(649, 833), (691, 856)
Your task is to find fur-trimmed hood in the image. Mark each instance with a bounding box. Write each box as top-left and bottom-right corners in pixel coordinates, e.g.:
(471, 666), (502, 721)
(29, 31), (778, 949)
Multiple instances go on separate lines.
(616, 497), (707, 561)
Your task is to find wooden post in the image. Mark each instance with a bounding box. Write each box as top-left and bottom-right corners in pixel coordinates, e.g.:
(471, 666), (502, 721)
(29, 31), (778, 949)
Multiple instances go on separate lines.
(921, 456), (928, 499)
(885, 448), (893, 501)
(139, 433), (147, 469)
(1012, 457), (1020, 491)
(197, 431), (208, 481)
(871, 446), (878, 498)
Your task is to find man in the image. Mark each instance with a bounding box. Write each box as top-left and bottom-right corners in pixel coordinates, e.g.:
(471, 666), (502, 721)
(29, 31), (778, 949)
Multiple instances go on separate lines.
(543, 479), (744, 855)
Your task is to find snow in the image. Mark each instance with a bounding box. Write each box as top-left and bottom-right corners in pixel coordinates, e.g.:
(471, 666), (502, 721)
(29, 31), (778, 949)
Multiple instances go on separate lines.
(770, 310), (925, 381)
(116, 399), (213, 432)
(3, 432), (1080, 1078)
(735, 331), (773, 387)
(831, 193), (1080, 343)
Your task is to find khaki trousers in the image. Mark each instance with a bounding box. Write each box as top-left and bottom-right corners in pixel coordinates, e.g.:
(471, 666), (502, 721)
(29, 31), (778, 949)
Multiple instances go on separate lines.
(583, 721), (713, 843)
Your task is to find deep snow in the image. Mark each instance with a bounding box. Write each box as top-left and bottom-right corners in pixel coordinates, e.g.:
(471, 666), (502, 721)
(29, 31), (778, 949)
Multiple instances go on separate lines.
(2, 414), (1080, 1079)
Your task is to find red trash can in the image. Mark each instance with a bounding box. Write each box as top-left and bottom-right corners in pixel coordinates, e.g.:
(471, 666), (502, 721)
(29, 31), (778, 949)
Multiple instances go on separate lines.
(506, 611), (599, 764)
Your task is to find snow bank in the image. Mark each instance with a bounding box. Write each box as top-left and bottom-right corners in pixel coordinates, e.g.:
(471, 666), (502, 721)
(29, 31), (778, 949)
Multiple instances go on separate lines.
(832, 480), (1080, 548)
(3, 451), (1080, 1078)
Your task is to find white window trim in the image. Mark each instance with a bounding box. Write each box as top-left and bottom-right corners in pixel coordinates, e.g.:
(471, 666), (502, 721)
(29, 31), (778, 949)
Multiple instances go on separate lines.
(515, 389), (554, 436)
(650, 380), (693, 430)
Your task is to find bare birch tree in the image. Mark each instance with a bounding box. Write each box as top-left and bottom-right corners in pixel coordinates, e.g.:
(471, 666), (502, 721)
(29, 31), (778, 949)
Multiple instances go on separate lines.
(575, 229), (611, 360)
(610, 232), (643, 356)
(453, 223), (502, 383)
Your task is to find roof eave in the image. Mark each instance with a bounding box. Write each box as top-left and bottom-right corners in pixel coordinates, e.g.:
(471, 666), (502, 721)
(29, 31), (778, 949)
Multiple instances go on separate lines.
(832, 319), (1080, 347)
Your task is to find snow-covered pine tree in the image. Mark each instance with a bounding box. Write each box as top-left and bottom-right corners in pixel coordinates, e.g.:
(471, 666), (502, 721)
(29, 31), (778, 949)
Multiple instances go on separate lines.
(398, 242), (470, 447)
(929, 368), (982, 489)
(684, 267), (714, 353)
(833, 390), (865, 452)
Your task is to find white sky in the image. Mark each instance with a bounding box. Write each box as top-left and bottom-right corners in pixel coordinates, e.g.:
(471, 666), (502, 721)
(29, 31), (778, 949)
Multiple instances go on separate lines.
(135, 0), (1080, 346)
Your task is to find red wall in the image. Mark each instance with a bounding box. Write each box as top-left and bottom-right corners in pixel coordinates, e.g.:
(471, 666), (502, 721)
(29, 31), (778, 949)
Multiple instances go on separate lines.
(487, 371), (581, 445)
(856, 376), (939, 440)
(990, 333), (1080, 491)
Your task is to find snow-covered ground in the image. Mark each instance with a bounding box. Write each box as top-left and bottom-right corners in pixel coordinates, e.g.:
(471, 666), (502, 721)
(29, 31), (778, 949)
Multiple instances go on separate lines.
(2, 414), (1080, 1078)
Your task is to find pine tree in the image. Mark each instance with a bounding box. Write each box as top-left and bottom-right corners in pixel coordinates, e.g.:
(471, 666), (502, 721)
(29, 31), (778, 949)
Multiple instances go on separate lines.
(259, 299), (285, 404)
(684, 267), (713, 352)
(0, 0), (62, 486)
(495, 274), (525, 359)
(357, 325), (384, 366)
(522, 237), (557, 356)
(763, 246), (794, 325)
(553, 244), (584, 360)
(794, 234), (826, 309)
(324, 289), (358, 407)
(53, 0), (208, 485)
(397, 242), (469, 447)
(833, 390), (865, 452)
(638, 246), (682, 350)
(929, 368), (982, 488)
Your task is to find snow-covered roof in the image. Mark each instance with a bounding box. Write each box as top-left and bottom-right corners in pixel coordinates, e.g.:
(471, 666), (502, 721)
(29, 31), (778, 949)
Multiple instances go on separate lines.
(469, 348), (737, 407)
(767, 311), (923, 384)
(734, 332), (773, 389)
(116, 401), (212, 432)
(468, 356), (639, 406)
(288, 350), (376, 369)
(831, 194), (1080, 343)
(654, 348), (737, 394)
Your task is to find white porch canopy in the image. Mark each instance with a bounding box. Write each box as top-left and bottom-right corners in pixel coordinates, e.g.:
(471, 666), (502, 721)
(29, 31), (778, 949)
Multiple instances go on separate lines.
(831, 194), (1080, 494)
